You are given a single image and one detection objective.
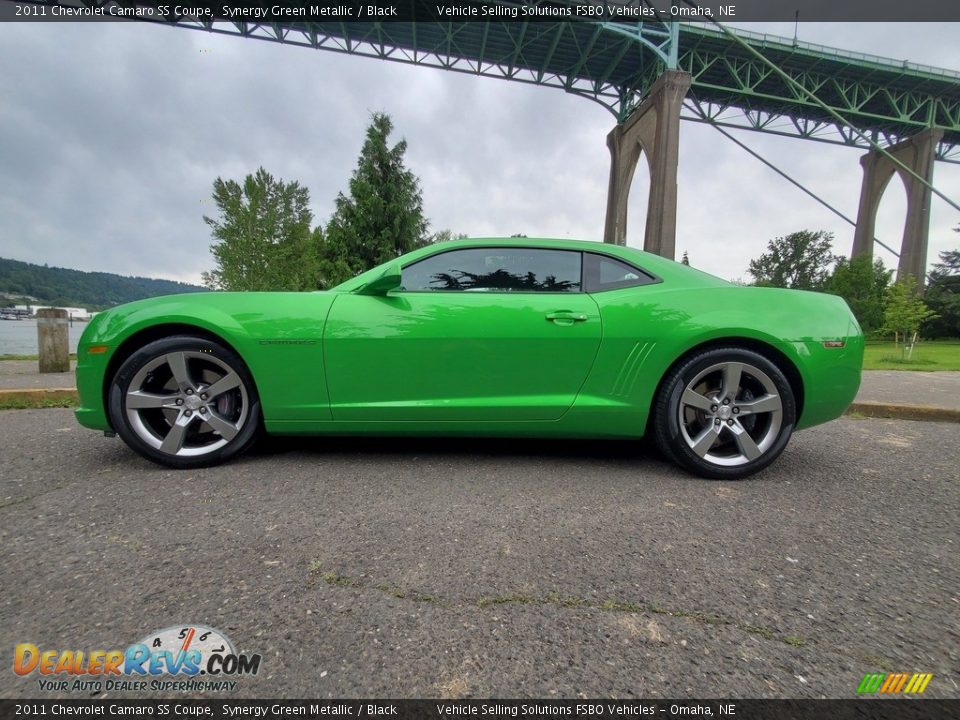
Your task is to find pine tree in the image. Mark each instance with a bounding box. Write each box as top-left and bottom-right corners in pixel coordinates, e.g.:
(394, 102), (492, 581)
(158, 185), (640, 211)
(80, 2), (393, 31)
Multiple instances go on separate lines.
(320, 113), (429, 287)
(923, 245), (960, 338)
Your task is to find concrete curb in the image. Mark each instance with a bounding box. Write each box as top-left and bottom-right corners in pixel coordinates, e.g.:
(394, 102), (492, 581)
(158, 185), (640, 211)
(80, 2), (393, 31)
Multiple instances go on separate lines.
(2, 389), (959, 423)
(846, 401), (960, 424)
(0, 388), (78, 407)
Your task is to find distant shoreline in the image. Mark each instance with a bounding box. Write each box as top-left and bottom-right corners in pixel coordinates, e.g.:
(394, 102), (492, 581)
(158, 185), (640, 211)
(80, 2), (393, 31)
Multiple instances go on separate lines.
(0, 317), (85, 354)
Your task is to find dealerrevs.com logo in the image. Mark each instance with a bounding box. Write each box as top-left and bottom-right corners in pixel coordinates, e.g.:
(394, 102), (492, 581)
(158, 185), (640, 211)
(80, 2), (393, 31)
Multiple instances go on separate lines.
(14, 625), (261, 693)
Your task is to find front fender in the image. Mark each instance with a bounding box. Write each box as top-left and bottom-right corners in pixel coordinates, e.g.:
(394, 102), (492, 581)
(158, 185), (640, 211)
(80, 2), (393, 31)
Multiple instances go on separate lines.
(75, 292), (337, 431)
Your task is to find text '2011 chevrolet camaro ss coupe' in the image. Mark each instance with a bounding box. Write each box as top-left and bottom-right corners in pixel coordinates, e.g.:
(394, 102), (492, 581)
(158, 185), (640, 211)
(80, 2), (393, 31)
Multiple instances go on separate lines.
(75, 238), (863, 479)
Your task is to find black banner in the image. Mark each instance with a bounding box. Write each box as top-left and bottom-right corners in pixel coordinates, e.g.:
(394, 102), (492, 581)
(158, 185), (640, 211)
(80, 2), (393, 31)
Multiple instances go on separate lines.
(1, 700), (958, 719)
(2, 0), (960, 23)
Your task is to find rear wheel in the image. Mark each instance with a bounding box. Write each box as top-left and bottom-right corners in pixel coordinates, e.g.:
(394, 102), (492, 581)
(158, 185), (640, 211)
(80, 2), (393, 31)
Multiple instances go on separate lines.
(653, 348), (796, 480)
(108, 336), (261, 469)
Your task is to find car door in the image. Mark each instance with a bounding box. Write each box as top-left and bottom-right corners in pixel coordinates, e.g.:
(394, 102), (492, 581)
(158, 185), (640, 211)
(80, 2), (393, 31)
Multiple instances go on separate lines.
(323, 247), (601, 421)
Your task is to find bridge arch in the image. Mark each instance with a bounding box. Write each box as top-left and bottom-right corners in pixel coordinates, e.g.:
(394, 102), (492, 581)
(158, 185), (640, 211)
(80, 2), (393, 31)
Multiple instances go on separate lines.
(852, 128), (944, 285)
(603, 70), (691, 257)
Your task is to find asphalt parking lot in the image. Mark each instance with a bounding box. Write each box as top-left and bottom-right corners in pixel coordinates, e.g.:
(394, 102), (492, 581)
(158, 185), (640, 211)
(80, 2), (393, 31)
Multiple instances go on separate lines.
(1, 409), (957, 700)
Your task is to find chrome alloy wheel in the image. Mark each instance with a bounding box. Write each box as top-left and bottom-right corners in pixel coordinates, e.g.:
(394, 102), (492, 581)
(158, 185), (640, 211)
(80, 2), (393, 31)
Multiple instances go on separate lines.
(124, 351), (249, 458)
(677, 361), (783, 468)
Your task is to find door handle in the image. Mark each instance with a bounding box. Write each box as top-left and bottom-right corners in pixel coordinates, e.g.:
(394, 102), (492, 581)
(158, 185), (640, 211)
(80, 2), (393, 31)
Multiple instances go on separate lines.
(545, 311), (588, 323)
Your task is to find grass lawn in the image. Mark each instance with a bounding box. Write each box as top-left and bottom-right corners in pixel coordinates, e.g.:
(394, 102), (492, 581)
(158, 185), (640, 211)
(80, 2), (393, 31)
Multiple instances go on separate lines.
(4, 349), (957, 374)
(0, 389), (78, 410)
(863, 341), (960, 371)
(0, 396), (76, 410)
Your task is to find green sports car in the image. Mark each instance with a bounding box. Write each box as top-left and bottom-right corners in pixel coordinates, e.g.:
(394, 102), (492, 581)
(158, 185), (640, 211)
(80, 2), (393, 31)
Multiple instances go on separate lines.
(75, 238), (863, 479)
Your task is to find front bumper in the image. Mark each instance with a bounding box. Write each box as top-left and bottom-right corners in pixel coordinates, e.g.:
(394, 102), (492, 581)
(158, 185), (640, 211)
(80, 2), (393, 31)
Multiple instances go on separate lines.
(74, 348), (113, 432)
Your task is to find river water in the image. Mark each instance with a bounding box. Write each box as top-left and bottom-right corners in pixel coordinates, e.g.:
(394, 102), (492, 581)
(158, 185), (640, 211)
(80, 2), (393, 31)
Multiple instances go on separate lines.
(0, 318), (86, 355)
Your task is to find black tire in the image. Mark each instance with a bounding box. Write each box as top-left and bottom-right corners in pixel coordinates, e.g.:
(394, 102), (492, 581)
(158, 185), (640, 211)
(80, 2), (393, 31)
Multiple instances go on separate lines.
(652, 347), (796, 480)
(108, 335), (261, 469)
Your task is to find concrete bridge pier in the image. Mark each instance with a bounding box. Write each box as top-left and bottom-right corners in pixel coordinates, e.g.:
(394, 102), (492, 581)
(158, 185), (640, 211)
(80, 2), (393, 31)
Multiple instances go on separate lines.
(852, 128), (944, 286)
(604, 70), (691, 258)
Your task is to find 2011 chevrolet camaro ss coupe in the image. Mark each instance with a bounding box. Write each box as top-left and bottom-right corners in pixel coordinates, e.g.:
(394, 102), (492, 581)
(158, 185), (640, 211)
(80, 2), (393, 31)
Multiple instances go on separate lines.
(75, 238), (863, 479)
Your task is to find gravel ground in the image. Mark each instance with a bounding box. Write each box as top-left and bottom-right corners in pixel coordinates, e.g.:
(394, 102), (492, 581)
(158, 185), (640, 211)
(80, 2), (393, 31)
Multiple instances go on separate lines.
(1, 410), (957, 699)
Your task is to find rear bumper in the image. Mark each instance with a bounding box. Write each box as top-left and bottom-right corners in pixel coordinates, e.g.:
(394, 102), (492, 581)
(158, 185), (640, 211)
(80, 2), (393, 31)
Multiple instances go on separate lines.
(787, 331), (864, 430)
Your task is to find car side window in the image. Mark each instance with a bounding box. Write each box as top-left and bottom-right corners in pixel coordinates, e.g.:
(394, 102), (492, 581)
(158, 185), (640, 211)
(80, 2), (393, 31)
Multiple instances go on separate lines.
(402, 248), (582, 292)
(583, 253), (656, 292)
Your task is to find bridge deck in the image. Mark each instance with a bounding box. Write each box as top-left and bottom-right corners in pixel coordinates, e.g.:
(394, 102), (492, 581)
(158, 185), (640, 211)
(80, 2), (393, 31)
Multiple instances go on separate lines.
(20, 0), (960, 160)
(678, 24), (960, 156)
(172, 15), (960, 160)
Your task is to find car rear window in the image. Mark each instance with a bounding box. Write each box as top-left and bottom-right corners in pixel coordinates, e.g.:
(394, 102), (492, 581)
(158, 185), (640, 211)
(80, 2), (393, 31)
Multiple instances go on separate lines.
(583, 253), (657, 292)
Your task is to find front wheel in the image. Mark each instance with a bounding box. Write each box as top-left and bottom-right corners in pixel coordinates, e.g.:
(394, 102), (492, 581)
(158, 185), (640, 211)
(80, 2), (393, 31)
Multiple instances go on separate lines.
(108, 336), (261, 469)
(653, 348), (796, 480)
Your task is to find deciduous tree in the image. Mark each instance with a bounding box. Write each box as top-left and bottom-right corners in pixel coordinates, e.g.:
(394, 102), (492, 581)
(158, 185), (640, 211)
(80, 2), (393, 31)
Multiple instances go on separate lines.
(202, 168), (319, 291)
(747, 230), (837, 291)
(825, 255), (892, 333)
(884, 275), (937, 358)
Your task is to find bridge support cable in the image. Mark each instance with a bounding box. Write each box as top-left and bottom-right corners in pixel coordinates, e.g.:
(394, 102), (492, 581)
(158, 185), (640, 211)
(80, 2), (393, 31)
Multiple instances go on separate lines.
(708, 123), (901, 259)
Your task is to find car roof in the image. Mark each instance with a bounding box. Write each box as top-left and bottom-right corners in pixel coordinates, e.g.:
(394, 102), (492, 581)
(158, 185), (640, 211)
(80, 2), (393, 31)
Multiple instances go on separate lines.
(428, 237), (637, 255)
(331, 237), (730, 292)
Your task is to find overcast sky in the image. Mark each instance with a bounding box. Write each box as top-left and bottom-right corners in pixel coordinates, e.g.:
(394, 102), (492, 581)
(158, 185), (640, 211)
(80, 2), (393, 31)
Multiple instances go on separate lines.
(1, 20), (958, 286)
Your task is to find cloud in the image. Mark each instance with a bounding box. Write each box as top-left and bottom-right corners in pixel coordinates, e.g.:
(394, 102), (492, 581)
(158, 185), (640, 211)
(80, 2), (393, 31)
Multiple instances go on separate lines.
(0, 20), (957, 285)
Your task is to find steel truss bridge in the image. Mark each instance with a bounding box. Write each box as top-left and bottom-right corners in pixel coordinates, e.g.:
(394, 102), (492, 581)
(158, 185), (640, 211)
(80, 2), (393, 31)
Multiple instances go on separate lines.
(23, 0), (959, 163)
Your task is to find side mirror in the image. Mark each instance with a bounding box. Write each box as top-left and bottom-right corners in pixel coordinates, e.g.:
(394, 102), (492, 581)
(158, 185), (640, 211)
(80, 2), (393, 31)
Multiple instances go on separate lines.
(356, 261), (402, 296)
